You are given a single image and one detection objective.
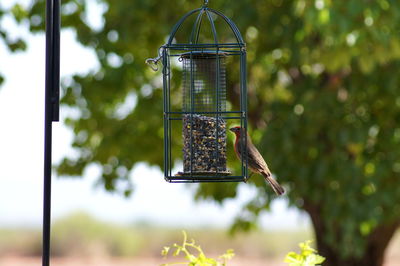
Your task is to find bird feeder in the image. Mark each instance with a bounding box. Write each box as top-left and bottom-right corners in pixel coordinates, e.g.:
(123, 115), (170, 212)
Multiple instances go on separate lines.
(146, 0), (248, 182)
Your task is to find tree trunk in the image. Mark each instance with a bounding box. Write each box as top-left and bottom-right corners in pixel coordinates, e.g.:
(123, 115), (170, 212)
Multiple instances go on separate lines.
(304, 201), (399, 266)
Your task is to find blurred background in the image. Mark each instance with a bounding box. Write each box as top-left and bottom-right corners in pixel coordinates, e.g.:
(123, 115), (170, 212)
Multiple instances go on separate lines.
(1, 0), (400, 265)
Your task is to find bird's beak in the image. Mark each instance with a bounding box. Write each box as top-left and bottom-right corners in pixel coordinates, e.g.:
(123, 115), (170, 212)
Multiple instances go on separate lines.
(229, 127), (235, 132)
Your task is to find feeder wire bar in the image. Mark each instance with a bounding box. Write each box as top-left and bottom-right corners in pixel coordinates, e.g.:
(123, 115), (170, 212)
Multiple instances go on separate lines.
(189, 52), (194, 179)
(189, 9), (205, 44)
(241, 50), (248, 180)
(162, 48), (168, 179)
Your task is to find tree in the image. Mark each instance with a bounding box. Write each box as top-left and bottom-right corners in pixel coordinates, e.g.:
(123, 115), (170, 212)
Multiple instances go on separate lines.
(0, 3), (28, 87)
(8, 0), (400, 265)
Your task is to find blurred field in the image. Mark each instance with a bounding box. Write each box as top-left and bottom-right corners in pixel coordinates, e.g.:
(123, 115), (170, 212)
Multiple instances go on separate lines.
(0, 212), (399, 266)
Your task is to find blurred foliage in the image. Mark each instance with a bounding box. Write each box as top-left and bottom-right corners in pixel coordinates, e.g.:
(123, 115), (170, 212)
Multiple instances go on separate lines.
(0, 228), (42, 256)
(161, 230), (235, 266)
(0, 212), (312, 259)
(0, 2), (29, 87)
(284, 240), (325, 266)
(50, 211), (141, 257)
(2, 0), (400, 264)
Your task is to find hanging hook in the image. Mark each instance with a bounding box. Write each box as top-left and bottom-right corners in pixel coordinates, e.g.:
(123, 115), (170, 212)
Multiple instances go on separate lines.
(145, 58), (159, 71)
(145, 46), (164, 72)
(204, 0), (209, 6)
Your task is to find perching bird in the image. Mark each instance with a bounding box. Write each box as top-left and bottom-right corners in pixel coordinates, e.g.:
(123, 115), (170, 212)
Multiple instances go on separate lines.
(230, 126), (285, 195)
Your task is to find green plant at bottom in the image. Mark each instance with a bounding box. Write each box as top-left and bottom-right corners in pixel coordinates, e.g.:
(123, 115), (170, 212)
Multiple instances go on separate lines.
(284, 240), (325, 266)
(160, 231), (235, 266)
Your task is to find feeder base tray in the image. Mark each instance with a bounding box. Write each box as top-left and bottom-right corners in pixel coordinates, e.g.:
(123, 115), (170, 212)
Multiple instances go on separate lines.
(167, 171), (245, 183)
(175, 170), (231, 176)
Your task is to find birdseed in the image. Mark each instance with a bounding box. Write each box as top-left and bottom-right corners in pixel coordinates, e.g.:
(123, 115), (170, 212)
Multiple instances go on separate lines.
(182, 114), (227, 174)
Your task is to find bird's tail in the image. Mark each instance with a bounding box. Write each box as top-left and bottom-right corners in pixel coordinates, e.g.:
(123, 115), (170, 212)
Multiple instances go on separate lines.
(261, 171), (285, 195)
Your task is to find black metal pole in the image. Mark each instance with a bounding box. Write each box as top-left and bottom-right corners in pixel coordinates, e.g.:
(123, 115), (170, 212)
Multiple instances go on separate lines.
(43, 0), (60, 265)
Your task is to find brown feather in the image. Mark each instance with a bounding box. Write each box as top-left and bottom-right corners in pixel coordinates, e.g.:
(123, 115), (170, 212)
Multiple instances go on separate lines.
(261, 171), (285, 195)
(232, 127), (285, 196)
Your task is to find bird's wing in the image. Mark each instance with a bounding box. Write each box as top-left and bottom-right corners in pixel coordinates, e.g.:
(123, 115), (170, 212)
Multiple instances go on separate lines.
(236, 135), (271, 173)
(247, 143), (269, 172)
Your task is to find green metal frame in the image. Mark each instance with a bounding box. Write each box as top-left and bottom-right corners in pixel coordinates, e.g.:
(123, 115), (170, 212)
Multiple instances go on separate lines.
(160, 2), (248, 183)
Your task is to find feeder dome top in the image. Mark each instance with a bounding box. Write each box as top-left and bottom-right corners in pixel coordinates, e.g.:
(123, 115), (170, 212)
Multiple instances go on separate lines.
(166, 5), (245, 48)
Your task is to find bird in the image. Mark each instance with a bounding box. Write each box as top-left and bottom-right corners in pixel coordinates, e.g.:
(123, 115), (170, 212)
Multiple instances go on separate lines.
(230, 126), (285, 195)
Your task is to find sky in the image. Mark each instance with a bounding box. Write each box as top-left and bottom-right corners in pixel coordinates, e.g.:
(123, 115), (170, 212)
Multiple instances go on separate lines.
(0, 1), (310, 230)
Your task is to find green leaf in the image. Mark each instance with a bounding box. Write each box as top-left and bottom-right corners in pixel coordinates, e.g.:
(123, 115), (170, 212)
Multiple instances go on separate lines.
(284, 251), (303, 263)
(186, 253), (198, 262)
(285, 240), (325, 266)
(11, 4), (27, 23)
(160, 231), (235, 265)
(299, 240), (317, 257)
(219, 249), (235, 260)
(161, 246), (170, 257)
(7, 39), (27, 52)
(306, 254), (326, 265)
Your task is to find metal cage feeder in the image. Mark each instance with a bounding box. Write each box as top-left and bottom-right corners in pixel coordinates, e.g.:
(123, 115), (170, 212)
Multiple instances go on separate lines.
(147, 0), (248, 183)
